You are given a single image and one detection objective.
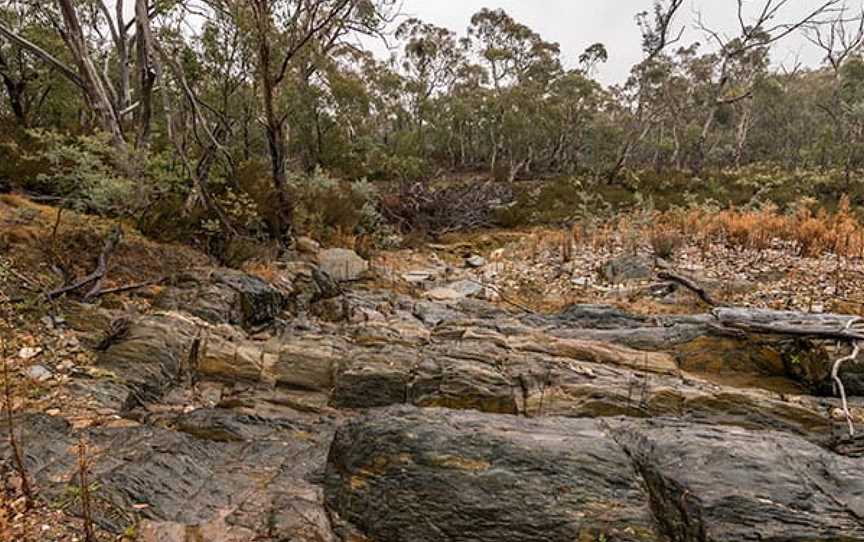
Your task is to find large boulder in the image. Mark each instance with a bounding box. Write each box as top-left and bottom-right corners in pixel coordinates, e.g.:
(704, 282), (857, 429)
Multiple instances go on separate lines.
(325, 408), (864, 542)
(325, 406), (660, 542)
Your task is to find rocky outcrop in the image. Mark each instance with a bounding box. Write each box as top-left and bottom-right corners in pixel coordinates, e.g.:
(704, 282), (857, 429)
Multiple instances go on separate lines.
(611, 417), (864, 541)
(6, 266), (864, 540)
(0, 411), (334, 541)
(326, 407), (864, 542)
(326, 407), (660, 542)
(153, 269), (286, 328)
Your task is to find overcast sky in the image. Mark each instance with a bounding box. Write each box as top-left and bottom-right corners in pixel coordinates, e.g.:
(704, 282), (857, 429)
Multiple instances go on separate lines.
(371, 0), (837, 85)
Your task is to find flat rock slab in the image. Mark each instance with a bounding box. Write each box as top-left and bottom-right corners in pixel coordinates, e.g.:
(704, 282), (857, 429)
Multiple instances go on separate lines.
(326, 407), (864, 542)
(0, 411), (335, 540)
(325, 406), (661, 542)
(612, 418), (864, 542)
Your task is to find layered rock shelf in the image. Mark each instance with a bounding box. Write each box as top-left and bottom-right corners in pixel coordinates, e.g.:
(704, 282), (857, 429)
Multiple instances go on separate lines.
(3, 265), (864, 541)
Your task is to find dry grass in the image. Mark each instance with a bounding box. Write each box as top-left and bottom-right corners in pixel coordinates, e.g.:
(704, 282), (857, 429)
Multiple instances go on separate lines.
(648, 226), (684, 259)
(633, 196), (864, 259)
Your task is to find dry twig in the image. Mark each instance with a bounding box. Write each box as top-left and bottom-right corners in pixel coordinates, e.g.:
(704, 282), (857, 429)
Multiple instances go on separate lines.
(2, 340), (33, 508)
(77, 438), (95, 542)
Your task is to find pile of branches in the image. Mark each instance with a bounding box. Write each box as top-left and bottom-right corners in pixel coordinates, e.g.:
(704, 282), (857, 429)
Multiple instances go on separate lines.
(380, 180), (514, 235)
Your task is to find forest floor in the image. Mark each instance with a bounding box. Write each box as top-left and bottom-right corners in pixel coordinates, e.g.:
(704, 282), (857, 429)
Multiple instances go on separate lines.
(1, 193), (864, 540)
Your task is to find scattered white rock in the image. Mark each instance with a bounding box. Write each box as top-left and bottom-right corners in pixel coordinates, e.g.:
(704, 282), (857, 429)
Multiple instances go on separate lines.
(23, 364), (52, 382)
(18, 346), (42, 360)
(465, 255), (486, 268)
(426, 280), (484, 301)
(402, 270), (435, 284)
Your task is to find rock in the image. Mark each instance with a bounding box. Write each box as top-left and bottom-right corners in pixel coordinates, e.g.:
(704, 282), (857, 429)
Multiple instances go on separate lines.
(326, 408), (864, 542)
(532, 304), (650, 330)
(1, 411), (334, 540)
(274, 262), (341, 313)
(401, 270), (434, 284)
(465, 255), (486, 268)
(331, 347), (416, 409)
(273, 335), (348, 391)
(212, 269), (286, 326)
(325, 406), (660, 542)
(317, 249), (368, 282)
(426, 280), (483, 301)
(599, 254), (654, 284)
(18, 346), (42, 360)
(412, 301), (460, 326)
(295, 236), (321, 255)
(311, 296), (350, 322)
(612, 418), (864, 541)
(154, 269), (285, 328)
(425, 287), (463, 301)
(23, 364), (51, 382)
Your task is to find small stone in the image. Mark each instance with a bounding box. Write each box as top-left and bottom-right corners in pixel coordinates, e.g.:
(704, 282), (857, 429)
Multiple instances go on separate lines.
(465, 255), (486, 268)
(402, 271), (434, 284)
(23, 364), (52, 382)
(426, 280), (484, 301)
(318, 248), (369, 282)
(18, 347), (42, 360)
(426, 287), (462, 301)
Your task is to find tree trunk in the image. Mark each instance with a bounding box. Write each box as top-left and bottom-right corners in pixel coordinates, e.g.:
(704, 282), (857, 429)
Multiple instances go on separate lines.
(693, 105), (717, 176)
(56, 0), (126, 150)
(134, 0), (156, 148)
(0, 74), (27, 127)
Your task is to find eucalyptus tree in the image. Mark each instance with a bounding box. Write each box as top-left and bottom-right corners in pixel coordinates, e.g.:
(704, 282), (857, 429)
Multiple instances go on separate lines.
(215, 0), (396, 239)
(395, 17), (467, 154)
(691, 0), (842, 173)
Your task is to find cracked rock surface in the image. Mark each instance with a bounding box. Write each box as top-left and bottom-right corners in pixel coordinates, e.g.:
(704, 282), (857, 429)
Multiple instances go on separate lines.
(4, 265), (864, 541)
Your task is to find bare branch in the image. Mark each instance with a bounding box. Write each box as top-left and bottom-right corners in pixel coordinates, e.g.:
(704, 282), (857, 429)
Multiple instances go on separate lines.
(0, 21), (84, 89)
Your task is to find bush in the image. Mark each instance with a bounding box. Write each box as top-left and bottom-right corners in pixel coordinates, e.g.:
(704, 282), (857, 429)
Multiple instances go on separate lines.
(288, 168), (398, 246)
(648, 227), (683, 259)
(24, 130), (136, 214)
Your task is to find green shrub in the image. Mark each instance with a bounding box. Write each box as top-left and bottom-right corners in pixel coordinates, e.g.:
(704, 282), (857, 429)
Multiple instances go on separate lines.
(24, 130), (136, 214)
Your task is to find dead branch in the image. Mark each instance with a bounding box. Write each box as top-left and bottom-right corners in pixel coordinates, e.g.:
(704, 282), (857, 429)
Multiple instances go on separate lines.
(44, 226), (122, 302)
(90, 277), (165, 297)
(657, 271), (722, 307)
(832, 317), (862, 436)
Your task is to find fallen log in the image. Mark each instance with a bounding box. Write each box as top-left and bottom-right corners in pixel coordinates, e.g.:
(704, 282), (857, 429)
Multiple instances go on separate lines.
(712, 308), (864, 342)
